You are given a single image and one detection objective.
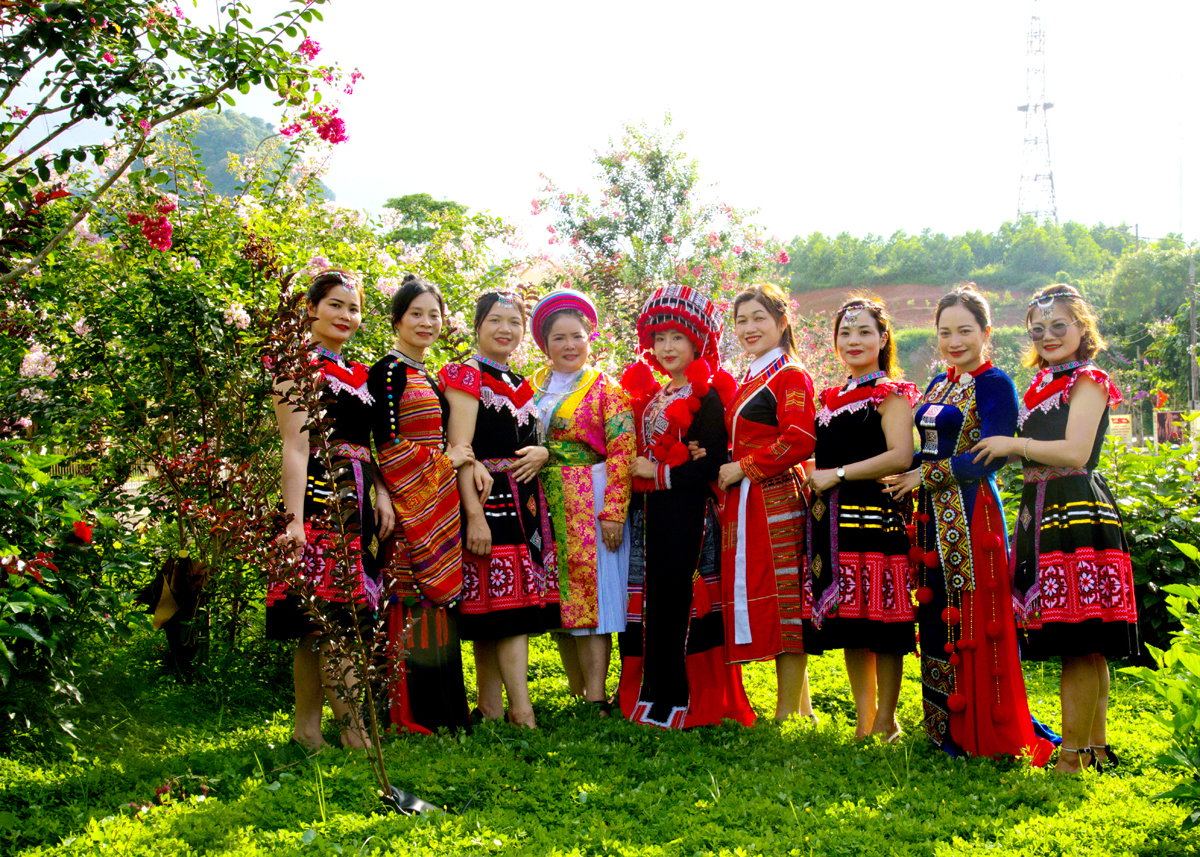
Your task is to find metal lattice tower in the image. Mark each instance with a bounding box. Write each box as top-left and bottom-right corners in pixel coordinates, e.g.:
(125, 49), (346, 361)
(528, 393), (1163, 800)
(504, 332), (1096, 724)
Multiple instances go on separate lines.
(1017, 1), (1057, 223)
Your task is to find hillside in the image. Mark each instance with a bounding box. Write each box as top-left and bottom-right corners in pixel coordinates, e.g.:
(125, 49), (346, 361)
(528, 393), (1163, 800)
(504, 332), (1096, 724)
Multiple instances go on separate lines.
(791, 284), (1030, 329)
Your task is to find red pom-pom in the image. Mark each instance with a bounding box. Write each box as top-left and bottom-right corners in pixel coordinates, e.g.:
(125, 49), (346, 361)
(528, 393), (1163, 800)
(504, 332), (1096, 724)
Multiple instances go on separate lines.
(986, 577), (1000, 591)
(711, 370), (737, 406)
(916, 586), (934, 604)
(654, 443), (671, 460)
(956, 639), (968, 651)
(941, 607), (960, 626)
(923, 550), (940, 569)
(981, 533), (1002, 553)
(985, 620), (1003, 639)
(621, 360), (657, 396)
(687, 359), (710, 386)
(964, 639), (977, 650)
(943, 642), (956, 654)
(947, 694), (967, 713)
(660, 434), (679, 450)
(687, 395), (702, 413)
(906, 524), (917, 542)
(991, 666), (1004, 678)
(991, 704), (1011, 724)
(918, 513), (931, 524)
(664, 399), (691, 423)
(664, 444), (689, 467)
(909, 546), (926, 564)
(948, 654), (960, 666)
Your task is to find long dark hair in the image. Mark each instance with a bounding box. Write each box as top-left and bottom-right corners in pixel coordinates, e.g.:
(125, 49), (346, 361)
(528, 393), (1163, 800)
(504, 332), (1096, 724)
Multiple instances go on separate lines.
(733, 283), (797, 361)
(833, 295), (899, 379)
(389, 273), (445, 327)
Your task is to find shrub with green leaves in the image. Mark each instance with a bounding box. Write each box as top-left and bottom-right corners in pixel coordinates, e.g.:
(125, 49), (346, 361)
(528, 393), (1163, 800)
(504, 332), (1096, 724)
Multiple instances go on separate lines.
(1122, 555), (1200, 829)
(0, 441), (147, 749)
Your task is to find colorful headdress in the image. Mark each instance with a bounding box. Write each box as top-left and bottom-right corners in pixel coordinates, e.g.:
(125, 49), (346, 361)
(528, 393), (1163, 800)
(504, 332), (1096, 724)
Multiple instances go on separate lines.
(530, 288), (599, 354)
(635, 284), (723, 373)
(839, 299), (882, 326)
(1029, 291), (1075, 317)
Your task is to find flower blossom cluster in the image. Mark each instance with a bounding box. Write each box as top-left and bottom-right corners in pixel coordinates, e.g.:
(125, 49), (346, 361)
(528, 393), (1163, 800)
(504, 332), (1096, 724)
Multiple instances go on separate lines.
(20, 342), (56, 378)
(297, 38), (320, 61)
(224, 303), (251, 330)
(280, 106), (347, 144)
(127, 196), (177, 251)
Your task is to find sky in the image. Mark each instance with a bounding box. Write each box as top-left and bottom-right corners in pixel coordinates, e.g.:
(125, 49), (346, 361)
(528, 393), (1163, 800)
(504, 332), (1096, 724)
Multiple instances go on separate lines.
(154, 0), (1200, 246)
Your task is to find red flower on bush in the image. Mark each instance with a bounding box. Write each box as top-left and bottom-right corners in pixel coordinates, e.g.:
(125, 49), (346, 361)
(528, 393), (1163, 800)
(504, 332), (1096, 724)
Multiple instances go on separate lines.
(73, 520), (93, 543)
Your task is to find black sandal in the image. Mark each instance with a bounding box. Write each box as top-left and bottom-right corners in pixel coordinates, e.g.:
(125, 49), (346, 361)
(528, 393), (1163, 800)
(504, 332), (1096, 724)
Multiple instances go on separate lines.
(1057, 746), (1101, 773)
(589, 700), (613, 718)
(1091, 744), (1120, 769)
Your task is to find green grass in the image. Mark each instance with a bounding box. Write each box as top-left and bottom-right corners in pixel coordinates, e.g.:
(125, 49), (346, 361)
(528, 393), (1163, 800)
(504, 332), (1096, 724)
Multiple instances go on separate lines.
(2, 634), (1196, 856)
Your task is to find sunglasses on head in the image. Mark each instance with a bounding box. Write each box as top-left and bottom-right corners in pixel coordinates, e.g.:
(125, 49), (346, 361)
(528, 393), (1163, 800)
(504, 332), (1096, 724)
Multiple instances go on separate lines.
(1026, 319), (1077, 341)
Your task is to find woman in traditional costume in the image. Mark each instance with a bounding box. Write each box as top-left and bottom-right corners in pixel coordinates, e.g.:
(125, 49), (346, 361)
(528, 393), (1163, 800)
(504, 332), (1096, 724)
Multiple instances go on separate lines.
(882, 285), (1053, 764)
(268, 270), (392, 750)
(616, 285), (756, 728)
(972, 284), (1137, 773)
(440, 290), (558, 728)
(530, 289), (634, 714)
(803, 298), (917, 740)
(368, 274), (478, 734)
(717, 283), (817, 721)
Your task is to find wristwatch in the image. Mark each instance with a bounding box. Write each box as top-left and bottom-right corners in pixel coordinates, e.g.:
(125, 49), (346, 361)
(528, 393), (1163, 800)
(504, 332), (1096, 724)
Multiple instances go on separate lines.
(836, 466), (846, 482)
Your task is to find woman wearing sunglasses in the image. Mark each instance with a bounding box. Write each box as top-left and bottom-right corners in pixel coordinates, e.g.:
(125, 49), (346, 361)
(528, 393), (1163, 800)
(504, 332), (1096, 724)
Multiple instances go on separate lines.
(972, 284), (1137, 774)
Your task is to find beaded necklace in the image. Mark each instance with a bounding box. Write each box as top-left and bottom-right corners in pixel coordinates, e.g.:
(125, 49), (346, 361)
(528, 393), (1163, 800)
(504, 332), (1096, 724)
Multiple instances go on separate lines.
(388, 348), (427, 373)
(1035, 358), (1091, 391)
(473, 353), (510, 373)
(844, 369), (886, 391)
(311, 343), (345, 365)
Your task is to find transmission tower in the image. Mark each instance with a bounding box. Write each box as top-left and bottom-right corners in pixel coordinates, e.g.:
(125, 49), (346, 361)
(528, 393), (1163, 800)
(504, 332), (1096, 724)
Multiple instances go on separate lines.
(1017, 1), (1057, 223)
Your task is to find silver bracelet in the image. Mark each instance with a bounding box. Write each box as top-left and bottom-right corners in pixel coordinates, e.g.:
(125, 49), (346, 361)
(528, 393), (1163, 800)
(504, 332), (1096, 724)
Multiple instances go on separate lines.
(1022, 438), (1031, 459)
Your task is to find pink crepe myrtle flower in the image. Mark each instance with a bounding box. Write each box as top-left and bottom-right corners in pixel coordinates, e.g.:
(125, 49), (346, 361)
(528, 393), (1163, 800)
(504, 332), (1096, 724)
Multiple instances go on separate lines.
(706, 232), (720, 248)
(102, 51), (115, 64)
(776, 250), (790, 265)
(662, 235), (674, 244)
(138, 118), (151, 135)
(223, 303), (251, 330)
(307, 255), (331, 272)
(20, 342), (56, 379)
(733, 246), (743, 255)
(298, 38), (320, 61)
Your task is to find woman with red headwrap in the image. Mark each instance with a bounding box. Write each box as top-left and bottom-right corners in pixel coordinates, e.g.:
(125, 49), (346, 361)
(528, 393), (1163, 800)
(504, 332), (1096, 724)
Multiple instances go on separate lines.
(617, 285), (755, 728)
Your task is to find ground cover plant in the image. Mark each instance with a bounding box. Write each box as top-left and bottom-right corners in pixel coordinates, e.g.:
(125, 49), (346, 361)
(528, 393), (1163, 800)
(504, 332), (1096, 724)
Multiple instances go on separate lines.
(1, 631), (1196, 857)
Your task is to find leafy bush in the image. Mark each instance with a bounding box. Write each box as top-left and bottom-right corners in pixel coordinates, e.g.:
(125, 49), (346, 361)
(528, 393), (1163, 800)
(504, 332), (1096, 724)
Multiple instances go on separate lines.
(1104, 437), (1200, 654)
(1122, 564), (1200, 829)
(0, 441), (147, 748)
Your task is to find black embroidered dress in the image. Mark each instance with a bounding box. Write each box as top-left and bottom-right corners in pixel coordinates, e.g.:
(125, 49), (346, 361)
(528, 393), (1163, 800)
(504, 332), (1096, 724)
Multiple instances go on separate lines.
(439, 360), (561, 640)
(805, 377), (918, 654)
(266, 353), (381, 640)
(1012, 363), (1138, 660)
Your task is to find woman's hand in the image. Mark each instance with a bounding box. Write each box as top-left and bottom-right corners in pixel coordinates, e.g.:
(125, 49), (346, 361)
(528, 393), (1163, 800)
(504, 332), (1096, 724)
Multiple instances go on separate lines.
(464, 511), (492, 557)
(805, 468), (841, 496)
(375, 494), (395, 540)
(717, 460), (745, 492)
(472, 460), (493, 502)
(599, 519), (624, 553)
(630, 456), (656, 480)
(280, 519), (306, 563)
(511, 445), (550, 483)
(879, 468), (921, 499)
(688, 440), (707, 461)
(971, 435), (1018, 465)
(446, 442), (475, 470)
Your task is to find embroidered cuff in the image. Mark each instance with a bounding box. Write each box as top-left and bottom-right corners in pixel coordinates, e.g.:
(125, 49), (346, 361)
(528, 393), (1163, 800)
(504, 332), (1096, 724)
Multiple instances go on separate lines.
(655, 462), (672, 491)
(741, 454), (766, 482)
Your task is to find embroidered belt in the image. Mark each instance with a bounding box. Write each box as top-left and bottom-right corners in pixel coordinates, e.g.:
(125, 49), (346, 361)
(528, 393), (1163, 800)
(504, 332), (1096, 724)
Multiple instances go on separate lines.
(313, 441), (371, 462)
(1022, 465), (1087, 483)
(480, 457), (520, 472)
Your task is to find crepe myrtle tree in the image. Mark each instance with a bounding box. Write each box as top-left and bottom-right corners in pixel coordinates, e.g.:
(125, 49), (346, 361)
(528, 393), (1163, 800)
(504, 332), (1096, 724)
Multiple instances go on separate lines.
(532, 115), (794, 370)
(0, 0), (349, 285)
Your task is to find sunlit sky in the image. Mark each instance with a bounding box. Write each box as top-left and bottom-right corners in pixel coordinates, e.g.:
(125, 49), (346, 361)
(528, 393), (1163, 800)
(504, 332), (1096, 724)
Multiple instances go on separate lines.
(175, 1), (1200, 245)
